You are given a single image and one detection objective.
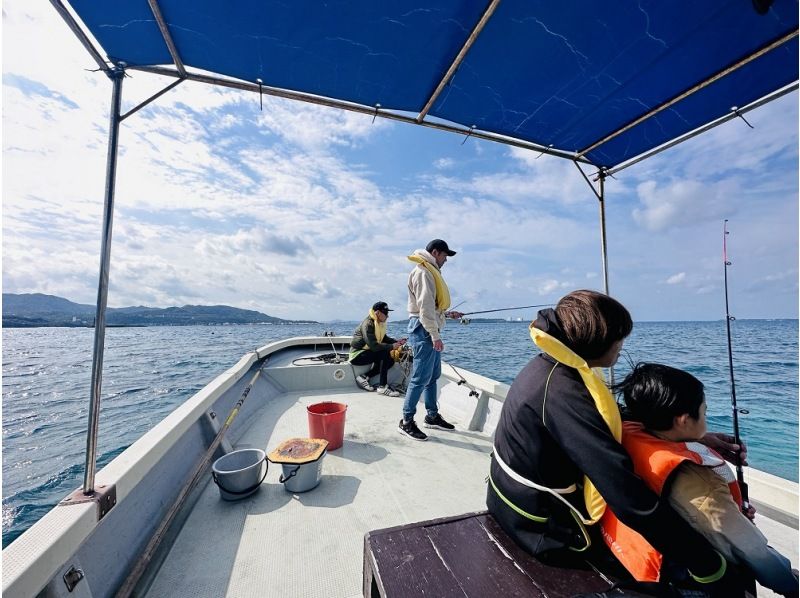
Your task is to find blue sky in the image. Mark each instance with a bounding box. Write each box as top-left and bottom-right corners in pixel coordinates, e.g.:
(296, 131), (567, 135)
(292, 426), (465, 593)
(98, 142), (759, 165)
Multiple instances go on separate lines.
(3, 3), (798, 322)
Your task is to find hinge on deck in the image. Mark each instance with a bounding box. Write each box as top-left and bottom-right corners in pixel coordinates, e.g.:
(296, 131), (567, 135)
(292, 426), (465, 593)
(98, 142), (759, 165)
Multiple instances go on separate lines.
(63, 566), (85, 592)
(59, 484), (117, 520)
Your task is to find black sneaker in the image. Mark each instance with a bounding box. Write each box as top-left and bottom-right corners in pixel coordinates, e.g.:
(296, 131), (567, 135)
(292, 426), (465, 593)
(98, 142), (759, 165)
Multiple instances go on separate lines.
(398, 419), (427, 441)
(423, 413), (455, 430)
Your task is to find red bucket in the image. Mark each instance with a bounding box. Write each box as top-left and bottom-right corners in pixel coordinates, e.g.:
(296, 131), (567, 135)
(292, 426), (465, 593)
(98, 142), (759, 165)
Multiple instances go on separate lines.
(307, 402), (348, 450)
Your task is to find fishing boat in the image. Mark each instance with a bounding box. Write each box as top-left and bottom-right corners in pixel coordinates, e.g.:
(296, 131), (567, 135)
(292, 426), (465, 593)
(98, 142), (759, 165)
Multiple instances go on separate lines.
(4, 1), (798, 596)
(3, 336), (797, 597)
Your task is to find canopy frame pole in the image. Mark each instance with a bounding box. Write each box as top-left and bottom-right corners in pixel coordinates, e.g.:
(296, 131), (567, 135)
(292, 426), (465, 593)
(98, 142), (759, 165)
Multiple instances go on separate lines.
(415, 0), (501, 123)
(576, 28), (799, 160)
(49, 0), (109, 72)
(598, 168), (615, 386)
(83, 63), (125, 495)
(573, 162), (614, 384)
(120, 78), (184, 122)
(128, 64), (591, 163)
(147, 0), (187, 77)
(597, 170), (610, 297)
(573, 161), (610, 295)
(607, 82), (799, 176)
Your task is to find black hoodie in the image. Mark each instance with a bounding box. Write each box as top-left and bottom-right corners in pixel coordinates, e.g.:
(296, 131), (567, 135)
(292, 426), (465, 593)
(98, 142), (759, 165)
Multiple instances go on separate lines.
(487, 309), (725, 579)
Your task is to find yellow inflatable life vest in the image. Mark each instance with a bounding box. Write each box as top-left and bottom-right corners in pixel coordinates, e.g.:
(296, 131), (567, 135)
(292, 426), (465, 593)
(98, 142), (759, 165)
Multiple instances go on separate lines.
(408, 254), (451, 311)
(529, 324), (621, 525)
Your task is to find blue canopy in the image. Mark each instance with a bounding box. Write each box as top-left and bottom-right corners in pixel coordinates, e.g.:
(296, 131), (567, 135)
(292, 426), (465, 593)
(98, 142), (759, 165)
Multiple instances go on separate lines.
(64, 0), (798, 168)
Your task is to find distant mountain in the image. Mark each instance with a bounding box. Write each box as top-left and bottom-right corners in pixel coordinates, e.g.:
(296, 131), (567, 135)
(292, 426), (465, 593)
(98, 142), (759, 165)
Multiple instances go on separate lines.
(2, 293), (96, 316)
(2, 293), (315, 327)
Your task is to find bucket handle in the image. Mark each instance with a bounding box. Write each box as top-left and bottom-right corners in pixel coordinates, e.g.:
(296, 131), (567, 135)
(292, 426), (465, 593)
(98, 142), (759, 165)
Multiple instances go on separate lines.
(212, 458), (268, 496)
(279, 465), (300, 484)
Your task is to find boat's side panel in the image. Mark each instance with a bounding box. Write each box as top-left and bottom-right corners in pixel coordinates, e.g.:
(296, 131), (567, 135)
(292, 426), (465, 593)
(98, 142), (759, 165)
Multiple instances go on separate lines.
(438, 364), (509, 435)
(3, 337), (361, 597)
(747, 467), (799, 525)
(1, 503), (97, 598)
(2, 352), (261, 597)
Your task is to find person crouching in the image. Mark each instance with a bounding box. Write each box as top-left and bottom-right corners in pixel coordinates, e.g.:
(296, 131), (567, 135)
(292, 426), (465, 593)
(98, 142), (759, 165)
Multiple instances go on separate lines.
(349, 301), (407, 397)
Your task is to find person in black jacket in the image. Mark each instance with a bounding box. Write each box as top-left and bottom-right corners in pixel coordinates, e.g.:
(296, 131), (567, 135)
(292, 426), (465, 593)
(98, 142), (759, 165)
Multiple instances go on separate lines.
(349, 301), (406, 396)
(487, 289), (748, 596)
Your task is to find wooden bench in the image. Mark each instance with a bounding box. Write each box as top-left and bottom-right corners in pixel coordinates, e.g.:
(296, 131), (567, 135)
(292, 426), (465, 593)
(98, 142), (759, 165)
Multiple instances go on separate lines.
(363, 511), (616, 597)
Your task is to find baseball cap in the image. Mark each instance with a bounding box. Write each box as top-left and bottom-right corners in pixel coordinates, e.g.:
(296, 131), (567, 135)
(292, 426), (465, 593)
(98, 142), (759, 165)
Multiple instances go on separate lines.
(426, 239), (457, 256)
(372, 301), (393, 314)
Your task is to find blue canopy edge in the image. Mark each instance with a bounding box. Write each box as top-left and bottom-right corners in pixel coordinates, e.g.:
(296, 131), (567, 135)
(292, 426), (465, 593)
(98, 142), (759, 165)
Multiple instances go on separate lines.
(65, 0), (798, 168)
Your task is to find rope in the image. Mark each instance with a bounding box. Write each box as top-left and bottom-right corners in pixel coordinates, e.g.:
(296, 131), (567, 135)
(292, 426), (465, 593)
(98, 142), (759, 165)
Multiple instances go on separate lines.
(292, 353), (349, 366)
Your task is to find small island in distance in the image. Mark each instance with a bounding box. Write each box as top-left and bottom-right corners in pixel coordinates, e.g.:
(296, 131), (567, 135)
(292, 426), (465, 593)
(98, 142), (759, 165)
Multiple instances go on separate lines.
(2, 293), (316, 328)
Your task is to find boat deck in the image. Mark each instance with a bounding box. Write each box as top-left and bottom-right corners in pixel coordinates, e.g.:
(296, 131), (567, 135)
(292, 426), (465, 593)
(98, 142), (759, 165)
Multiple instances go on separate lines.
(144, 387), (493, 598)
(143, 371), (797, 598)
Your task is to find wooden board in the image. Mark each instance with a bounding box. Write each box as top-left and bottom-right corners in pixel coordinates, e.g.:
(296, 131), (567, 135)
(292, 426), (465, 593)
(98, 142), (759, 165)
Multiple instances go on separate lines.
(363, 511), (615, 597)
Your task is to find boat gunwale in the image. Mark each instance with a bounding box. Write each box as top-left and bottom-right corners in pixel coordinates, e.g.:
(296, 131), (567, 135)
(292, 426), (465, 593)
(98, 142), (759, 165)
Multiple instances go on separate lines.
(2, 336), (348, 596)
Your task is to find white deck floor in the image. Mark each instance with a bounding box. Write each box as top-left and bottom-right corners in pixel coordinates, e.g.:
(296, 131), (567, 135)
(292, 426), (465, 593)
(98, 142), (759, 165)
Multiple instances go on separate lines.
(144, 386), (797, 598)
(144, 388), (493, 598)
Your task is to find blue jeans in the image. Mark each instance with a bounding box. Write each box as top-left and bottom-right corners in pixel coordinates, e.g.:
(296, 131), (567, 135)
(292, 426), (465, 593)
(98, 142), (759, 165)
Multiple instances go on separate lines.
(402, 317), (441, 421)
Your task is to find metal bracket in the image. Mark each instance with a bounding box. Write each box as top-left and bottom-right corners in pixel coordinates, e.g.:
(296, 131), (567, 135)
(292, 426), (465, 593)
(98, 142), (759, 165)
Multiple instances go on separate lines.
(60, 484), (117, 519)
(63, 566), (85, 592)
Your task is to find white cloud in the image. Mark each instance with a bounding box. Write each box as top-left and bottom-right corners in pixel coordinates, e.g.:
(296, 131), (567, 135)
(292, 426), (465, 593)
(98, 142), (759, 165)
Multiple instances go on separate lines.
(537, 279), (572, 295)
(666, 272), (686, 284)
(434, 158), (455, 169)
(632, 179), (734, 231)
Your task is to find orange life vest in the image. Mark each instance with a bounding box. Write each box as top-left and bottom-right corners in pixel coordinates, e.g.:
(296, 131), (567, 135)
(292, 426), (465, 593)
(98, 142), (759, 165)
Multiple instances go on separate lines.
(600, 422), (743, 582)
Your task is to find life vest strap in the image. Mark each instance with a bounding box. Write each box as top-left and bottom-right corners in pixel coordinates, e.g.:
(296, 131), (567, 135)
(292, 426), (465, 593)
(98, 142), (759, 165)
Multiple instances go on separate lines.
(493, 448), (593, 525)
(487, 470), (548, 523)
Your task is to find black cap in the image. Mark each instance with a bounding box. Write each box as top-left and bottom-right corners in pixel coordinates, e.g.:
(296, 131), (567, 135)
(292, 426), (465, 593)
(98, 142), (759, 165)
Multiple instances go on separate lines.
(372, 301), (393, 314)
(426, 239), (457, 256)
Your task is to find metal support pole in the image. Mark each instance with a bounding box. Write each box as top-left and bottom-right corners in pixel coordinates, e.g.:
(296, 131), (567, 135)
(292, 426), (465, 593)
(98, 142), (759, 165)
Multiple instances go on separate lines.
(595, 169), (615, 384)
(83, 63), (125, 494)
(597, 171), (609, 296)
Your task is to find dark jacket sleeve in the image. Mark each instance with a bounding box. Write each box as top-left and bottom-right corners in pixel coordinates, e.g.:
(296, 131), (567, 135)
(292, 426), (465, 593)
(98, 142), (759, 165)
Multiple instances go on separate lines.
(543, 381), (724, 578)
(362, 320), (395, 352)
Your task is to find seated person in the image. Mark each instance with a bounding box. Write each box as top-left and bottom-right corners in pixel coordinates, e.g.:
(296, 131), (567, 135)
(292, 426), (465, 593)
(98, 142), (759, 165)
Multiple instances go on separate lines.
(488, 291), (742, 597)
(349, 301), (406, 397)
(604, 363), (798, 597)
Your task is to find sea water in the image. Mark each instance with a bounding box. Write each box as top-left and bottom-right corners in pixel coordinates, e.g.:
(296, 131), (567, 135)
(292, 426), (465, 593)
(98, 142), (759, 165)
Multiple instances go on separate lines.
(2, 320), (797, 547)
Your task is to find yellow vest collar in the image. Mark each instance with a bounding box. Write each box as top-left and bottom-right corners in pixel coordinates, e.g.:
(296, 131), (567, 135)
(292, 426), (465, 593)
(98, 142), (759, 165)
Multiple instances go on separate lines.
(369, 309), (386, 343)
(408, 254), (451, 311)
(530, 324), (621, 523)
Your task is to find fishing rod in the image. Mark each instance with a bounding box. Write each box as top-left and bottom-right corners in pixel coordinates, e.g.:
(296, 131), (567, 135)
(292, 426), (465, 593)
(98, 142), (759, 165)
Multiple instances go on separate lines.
(723, 219), (750, 515)
(454, 303), (552, 317)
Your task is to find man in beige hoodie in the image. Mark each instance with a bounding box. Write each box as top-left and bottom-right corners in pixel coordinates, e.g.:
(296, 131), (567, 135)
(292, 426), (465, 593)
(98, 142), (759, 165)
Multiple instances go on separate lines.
(399, 239), (464, 441)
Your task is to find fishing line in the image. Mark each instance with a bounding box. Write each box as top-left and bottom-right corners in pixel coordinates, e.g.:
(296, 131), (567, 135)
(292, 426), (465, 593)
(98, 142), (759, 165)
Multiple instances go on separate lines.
(456, 303), (552, 317)
(450, 299), (467, 310)
(723, 219), (750, 515)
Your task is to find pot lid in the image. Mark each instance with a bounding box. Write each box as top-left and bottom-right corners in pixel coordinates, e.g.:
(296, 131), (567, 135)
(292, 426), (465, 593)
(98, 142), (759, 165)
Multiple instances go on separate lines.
(268, 438), (328, 464)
